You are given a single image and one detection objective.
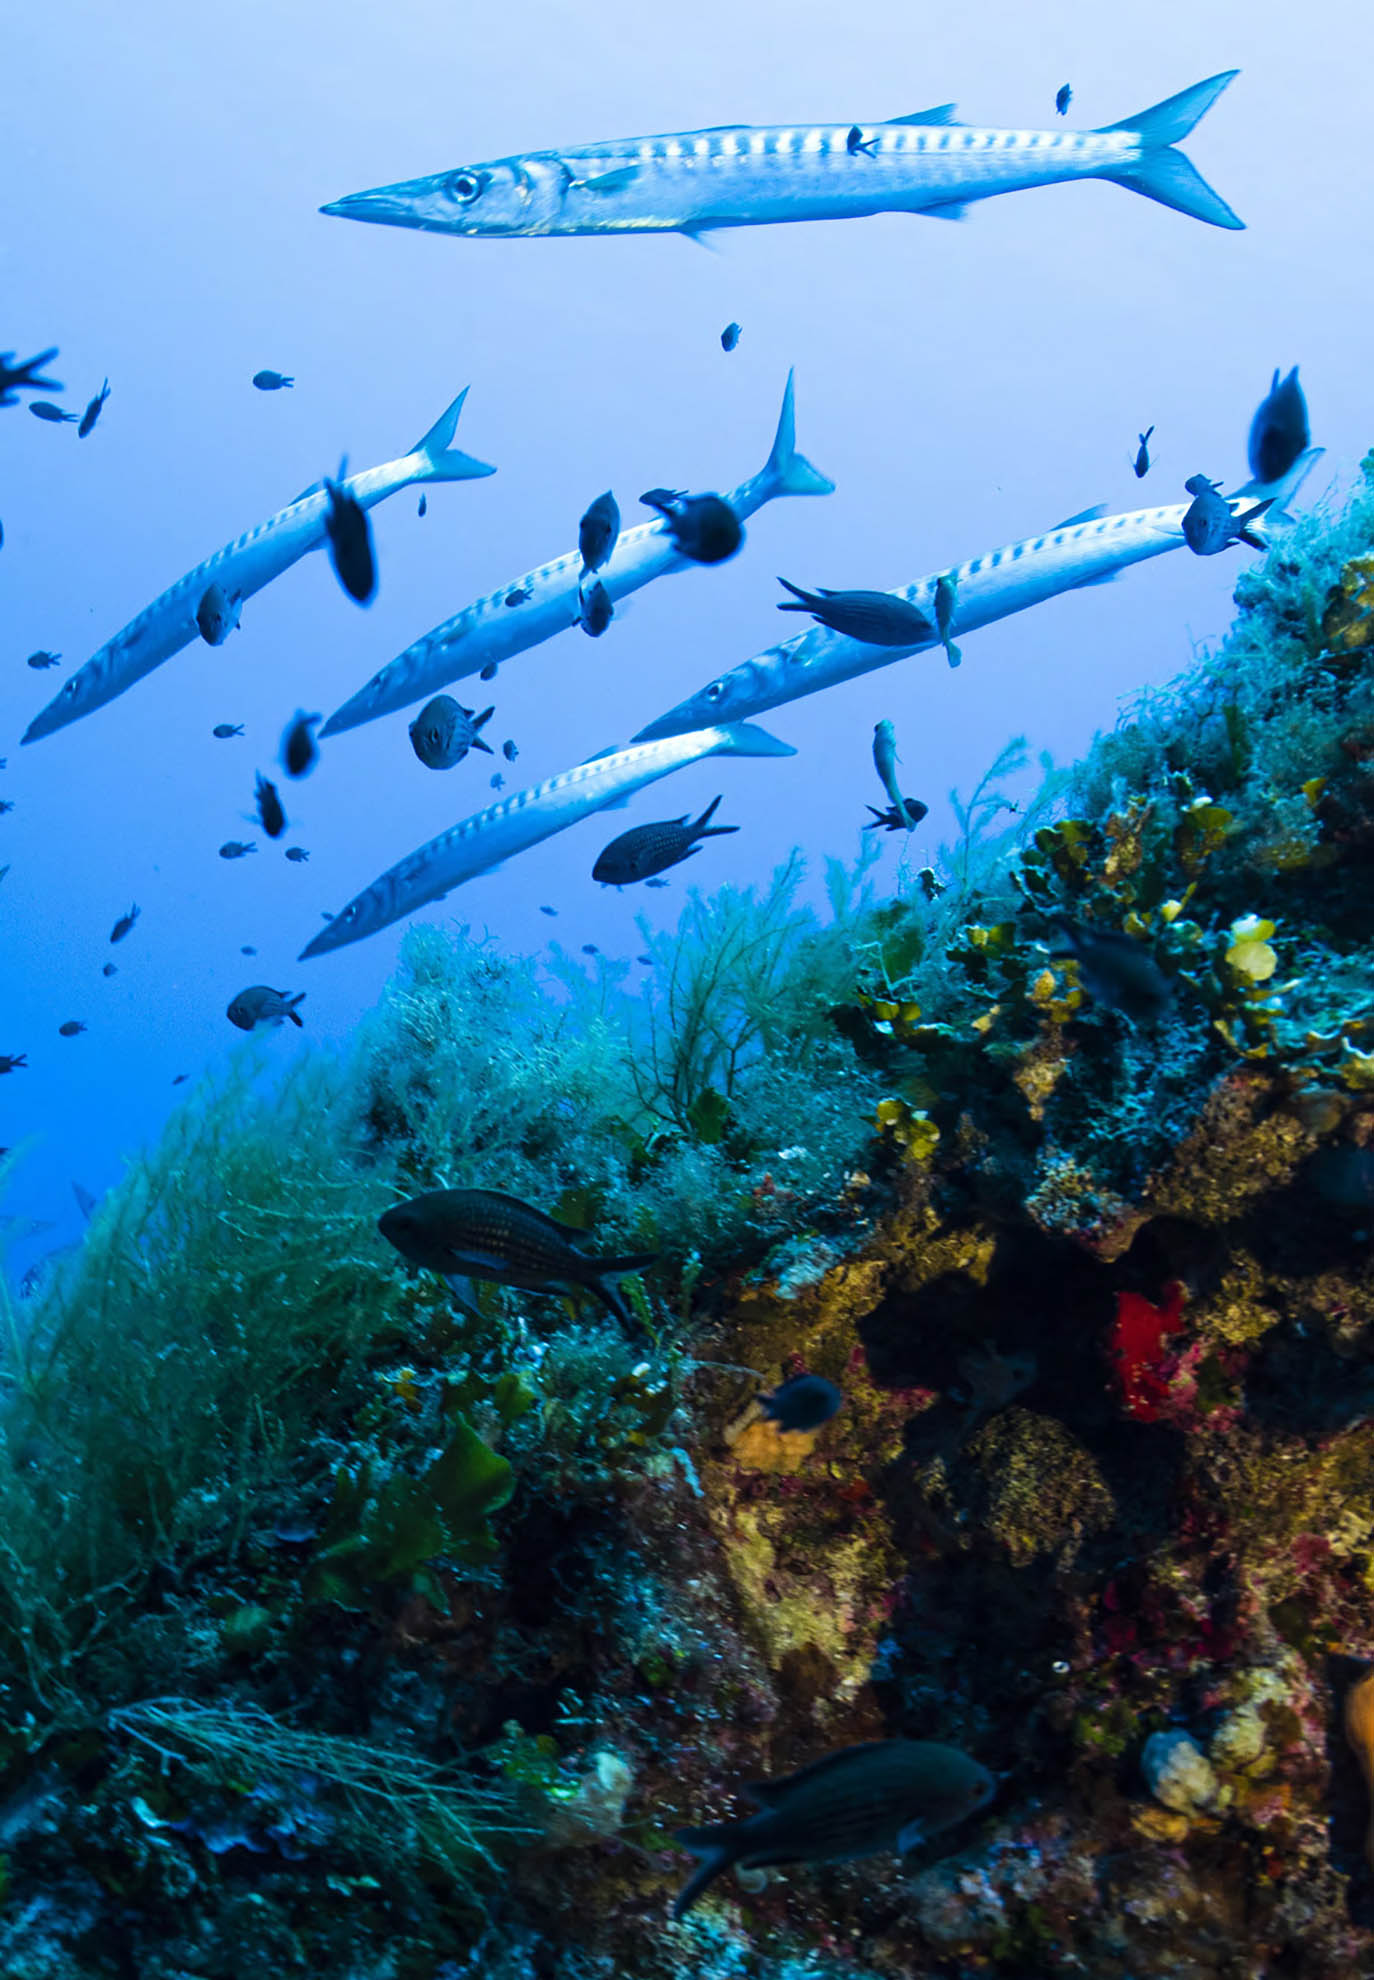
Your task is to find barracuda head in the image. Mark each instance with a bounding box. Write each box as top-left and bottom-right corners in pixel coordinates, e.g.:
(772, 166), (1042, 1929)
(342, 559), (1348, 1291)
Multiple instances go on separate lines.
(321, 155), (567, 237)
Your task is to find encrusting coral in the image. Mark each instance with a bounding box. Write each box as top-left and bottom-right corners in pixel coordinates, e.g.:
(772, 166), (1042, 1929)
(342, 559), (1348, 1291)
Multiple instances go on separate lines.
(2, 460), (1374, 1975)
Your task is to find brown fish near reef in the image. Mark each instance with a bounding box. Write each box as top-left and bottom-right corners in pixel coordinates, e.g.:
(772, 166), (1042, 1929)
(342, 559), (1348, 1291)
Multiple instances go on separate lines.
(672, 1739), (995, 1917)
(1345, 1671), (1374, 1870)
(378, 1187), (655, 1327)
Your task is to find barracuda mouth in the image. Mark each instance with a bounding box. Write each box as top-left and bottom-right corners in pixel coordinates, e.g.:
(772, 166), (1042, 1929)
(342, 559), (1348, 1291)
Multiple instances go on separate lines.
(320, 176), (455, 232)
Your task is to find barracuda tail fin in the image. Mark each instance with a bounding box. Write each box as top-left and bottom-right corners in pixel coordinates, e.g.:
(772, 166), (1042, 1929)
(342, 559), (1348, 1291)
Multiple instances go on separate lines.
(409, 387), (497, 482)
(1230, 445), (1325, 536)
(758, 370), (836, 501)
(714, 722), (796, 758)
(1098, 71), (1245, 230)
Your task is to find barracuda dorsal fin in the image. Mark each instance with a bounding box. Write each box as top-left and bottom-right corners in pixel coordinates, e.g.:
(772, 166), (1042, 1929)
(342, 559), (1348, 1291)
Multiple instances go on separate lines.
(886, 104), (960, 125)
(1054, 503), (1110, 527)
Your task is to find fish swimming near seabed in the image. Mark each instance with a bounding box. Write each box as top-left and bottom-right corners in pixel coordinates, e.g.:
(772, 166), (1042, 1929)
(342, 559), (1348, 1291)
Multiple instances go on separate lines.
(672, 1739), (995, 1918)
(299, 723), (795, 960)
(1247, 366), (1310, 485)
(321, 73), (1244, 241)
(1181, 473), (1271, 555)
(321, 372), (830, 736)
(378, 1186), (656, 1328)
(227, 986), (306, 1031)
(633, 449), (1322, 740)
(592, 794), (738, 884)
(1044, 914), (1172, 1024)
(872, 719), (906, 818)
(23, 389), (495, 744)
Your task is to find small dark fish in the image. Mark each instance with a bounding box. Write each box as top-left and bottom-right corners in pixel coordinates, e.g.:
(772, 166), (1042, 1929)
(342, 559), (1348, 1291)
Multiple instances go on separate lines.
(637, 954), (653, 966)
(102, 962), (117, 977)
(1045, 915), (1172, 1024)
(579, 579), (614, 638)
(539, 904), (558, 916)
(720, 321), (742, 351)
(865, 799), (928, 832)
(578, 491), (620, 577)
(212, 723), (244, 739)
(172, 1073), (188, 1085)
(409, 694), (494, 770)
(644, 877), (669, 889)
(219, 841), (256, 860)
(324, 476), (377, 605)
(378, 1187), (656, 1328)
(77, 379), (110, 439)
(1055, 84), (1072, 115)
(594, 796), (738, 886)
(0, 348), (61, 405)
(240, 945), (257, 955)
(759, 1372), (843, 1432)
(778, 580), (931, 646)
(502, 739), (518, 762)
(26, 650), (61, 670)
(58, 1021), (87, 1038)
(640, 489), (743, 565)
(1181, 474), (1271, 556)
(252, 370), (294, 391)
(673, 1740), (996, 1919)
(28, 402), (78, 424)
(227, 985), (305, 1031)
(281, 710), (321, 778)
(0, 1054), (28, 1074)
(109, 903), (139, 943)
(582, 943), (600, 956)
(1304, 1147), (1374, 1213)
(490, 772), (505, 789)
(0, 801), (12, 816)
(846, 124), (877, 157)
(934, 575), (961, 668)
(285, 846), (310, 863)
(1247, 365), (1309, 485)
(873, 719), (904, 815)
(1133, 425), (1155, 477)
(480, 661), (499, 680)
(197, 582), (242, 646)
(255, 772), (286, 838)
(504, 585), (531, 608)
(417, 492), (427, 517)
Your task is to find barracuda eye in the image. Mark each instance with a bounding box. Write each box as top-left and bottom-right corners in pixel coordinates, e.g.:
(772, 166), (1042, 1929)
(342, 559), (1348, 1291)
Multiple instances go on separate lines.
(449, 170), (486, 204)
(706, 683), (723, 702)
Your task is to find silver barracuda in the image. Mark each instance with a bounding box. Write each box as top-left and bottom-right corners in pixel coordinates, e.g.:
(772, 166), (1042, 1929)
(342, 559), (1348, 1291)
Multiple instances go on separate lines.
(299, 722), (795, 960)
(23, 391), (495, 746)
(321, 73), (1243, 242)
(321, 370), (832, 737)
(633, 451), (1323, 741)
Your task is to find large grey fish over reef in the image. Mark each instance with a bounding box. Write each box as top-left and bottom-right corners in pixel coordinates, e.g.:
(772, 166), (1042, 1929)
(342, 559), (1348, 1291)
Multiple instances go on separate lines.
(22, 390), (494, 744)
(300, 722), (793, 960)
(378, 1187), (655, 1327)
(322, 73), (1243, 241)
(321, 371), (830, 737)
(672, 1739), (995, 1918)
(634, 448), (1321, 741)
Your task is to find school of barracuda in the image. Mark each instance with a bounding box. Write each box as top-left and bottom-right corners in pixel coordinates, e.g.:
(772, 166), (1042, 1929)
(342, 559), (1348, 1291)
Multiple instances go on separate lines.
(0, 61), (1333, 1914)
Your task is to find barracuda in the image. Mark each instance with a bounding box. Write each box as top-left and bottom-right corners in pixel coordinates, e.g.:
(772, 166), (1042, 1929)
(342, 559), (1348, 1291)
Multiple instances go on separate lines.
(22, 390), (495, 745)
(299, 721), (795, 960)
(321, 370), (831, 737)
(321, 73), (1243, 242)
(632, 450), (1323, 741)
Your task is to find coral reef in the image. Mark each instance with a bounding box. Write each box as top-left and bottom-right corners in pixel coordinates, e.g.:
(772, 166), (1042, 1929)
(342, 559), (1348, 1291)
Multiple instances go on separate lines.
(3, 462), (1374, 1973)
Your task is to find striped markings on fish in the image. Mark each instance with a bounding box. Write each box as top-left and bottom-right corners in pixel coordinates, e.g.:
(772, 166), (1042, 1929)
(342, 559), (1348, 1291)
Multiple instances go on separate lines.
(321, 74), (1243, 242)
(299, 723), (794, 960)
(321, 371), (831, 737)
(632, 448), (1323, 741)
(378, 1186), (655, 1328)
(23, 390), (495, 745)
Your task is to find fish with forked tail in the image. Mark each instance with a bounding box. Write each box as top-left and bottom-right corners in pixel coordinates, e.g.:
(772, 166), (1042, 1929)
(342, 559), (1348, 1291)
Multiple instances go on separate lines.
(593, 795), (738, 885)
(378, 1187), (655, 1327)
(673, 1739), (994, 1918)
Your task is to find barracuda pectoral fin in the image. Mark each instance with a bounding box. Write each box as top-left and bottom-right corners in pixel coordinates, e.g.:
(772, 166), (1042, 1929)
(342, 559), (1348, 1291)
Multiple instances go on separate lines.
(575, 166), (640, 193)
(678, 220), (725, 252)
(914, 200), (970, 221)
(1070, 568), (1122, 589)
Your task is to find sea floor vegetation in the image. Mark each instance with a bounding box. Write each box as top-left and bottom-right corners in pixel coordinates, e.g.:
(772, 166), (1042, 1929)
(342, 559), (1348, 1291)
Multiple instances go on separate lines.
(3, 459), (1374, 1975)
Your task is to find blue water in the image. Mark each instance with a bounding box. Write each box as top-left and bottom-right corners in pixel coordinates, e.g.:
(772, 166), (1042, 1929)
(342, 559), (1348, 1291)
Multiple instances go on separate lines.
(1, 0), (1365, 1276)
